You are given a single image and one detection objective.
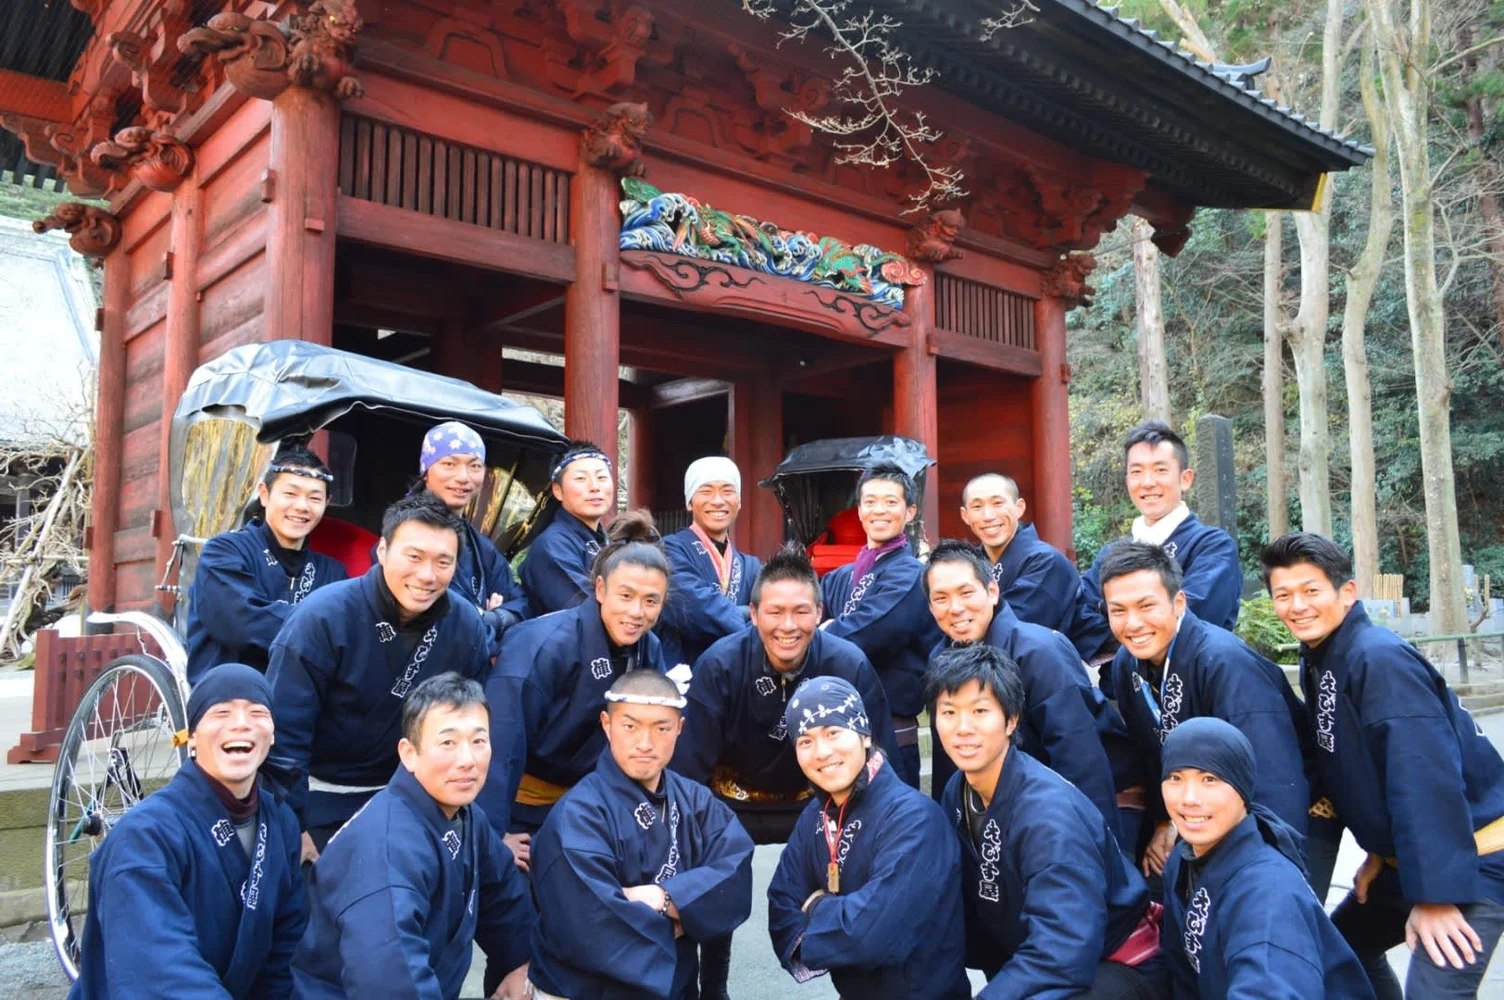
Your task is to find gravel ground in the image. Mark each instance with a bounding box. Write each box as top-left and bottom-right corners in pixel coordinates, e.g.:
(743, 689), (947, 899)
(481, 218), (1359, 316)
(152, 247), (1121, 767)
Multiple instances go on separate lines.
(0, 939), (69, 1000)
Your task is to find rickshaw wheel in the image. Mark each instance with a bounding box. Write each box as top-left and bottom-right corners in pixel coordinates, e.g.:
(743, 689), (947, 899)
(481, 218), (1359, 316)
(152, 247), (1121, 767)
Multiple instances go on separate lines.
(46, 654), (187, 981)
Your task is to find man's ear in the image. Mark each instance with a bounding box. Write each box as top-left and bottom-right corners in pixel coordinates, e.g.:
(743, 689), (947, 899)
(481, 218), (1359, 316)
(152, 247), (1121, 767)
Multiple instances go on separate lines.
(595, 575), (608, 605)
(375, 537), (388, 566)
(397, 737), (418, 772)
(256, 480), (272, 506)
(987, 580), (1001, 605)
(599, 709), (612, 736)
(1015, 498), (1027, 519)
(1179, 467), (1196, 493)
(551, 481), (565, 503)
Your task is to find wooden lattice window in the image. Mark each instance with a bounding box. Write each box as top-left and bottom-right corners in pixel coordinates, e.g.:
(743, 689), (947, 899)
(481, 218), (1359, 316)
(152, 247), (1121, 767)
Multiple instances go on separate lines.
(338, 115), (571, 244)
(934, 273), (1036, 351)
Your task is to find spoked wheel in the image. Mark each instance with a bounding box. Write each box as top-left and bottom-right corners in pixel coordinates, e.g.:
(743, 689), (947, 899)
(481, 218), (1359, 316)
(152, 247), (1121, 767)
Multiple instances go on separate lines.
(45, 654), (187, 981)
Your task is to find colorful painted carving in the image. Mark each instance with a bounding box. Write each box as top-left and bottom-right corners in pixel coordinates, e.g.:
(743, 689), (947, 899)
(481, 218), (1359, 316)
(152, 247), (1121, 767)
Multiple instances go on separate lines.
(618, 177), (925, 308)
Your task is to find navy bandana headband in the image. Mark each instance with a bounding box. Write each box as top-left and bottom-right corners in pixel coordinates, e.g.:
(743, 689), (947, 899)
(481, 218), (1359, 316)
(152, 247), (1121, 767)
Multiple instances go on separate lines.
(784, 675), (871, 739)
(1160, 716), (1256, 806)
(551, 449), (612, 483)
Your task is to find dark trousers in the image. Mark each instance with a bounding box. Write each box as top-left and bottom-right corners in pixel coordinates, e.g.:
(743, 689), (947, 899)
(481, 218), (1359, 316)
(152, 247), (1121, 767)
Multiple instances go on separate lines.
(1080, 956), (1164, 999)
(929, 718), (955, 801)
(1333, 867), (1504, 999)
(892, 742), (921, 791)
(1304, 814), (1343, 904)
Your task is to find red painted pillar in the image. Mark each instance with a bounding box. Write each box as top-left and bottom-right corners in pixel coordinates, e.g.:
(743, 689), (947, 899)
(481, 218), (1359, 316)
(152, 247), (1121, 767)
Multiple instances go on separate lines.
(729, 377), (784, 557)
(563, 158), (621, 467)
(894, 272), (941, 544)
(264, 86), (339, 345)
(1032, 295), (1073, 556)
(89, 254), (129, 613)
(156, 172), (203, 581)
(627, 410), (655, 511)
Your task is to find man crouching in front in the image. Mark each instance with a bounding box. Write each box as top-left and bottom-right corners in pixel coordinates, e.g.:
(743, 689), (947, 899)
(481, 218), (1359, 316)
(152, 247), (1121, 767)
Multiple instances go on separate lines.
(292, 673), (535, 999)
(527, 669), (755, 999)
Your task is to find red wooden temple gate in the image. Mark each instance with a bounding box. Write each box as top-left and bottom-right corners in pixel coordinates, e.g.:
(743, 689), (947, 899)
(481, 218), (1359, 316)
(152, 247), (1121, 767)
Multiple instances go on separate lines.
(2, 0), (1366, 627)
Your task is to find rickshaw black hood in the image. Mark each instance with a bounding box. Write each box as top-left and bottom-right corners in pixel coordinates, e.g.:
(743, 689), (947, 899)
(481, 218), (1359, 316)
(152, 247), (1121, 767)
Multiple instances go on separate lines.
(173, 340), (567, 451)
(759, 435), (935, 486)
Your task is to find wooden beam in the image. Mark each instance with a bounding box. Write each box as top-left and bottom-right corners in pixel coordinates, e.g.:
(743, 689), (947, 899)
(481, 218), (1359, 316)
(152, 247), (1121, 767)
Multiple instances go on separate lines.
(471, 291), (567, 332)
(562, 155), (621, 462)
(651, 378), (729, 409)
(894, 272), (940, 543)
(0, 69), (69, 123)
(337, 195), (577, 283)
(927, 329), (1043, 377)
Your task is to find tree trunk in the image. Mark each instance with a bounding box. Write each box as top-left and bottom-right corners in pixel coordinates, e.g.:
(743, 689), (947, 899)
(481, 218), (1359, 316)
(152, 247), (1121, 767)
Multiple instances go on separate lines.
(1367, 0), (1468, 634)
(1264, 212), (1289, 538)
(1456, 23), (1504, 351)
(1280, 0), (1345, 538)
(1132, 215), (1171, 422)
(1341, 37), (1393, 600)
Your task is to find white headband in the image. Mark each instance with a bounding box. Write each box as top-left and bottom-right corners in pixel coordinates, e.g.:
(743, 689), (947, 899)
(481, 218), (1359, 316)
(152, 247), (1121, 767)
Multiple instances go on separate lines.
(604, 690), (687, 709)
(684, 456), (742, 505)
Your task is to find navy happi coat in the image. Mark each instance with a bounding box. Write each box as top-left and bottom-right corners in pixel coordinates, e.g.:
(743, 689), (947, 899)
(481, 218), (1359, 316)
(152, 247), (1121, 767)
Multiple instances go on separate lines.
(528, 749), (754, 999)
(1082, 513), (1243, 633)
(450, 518), (530, 620)
(518, 510), (608, 616)
(1301, 602), (1504, 905)
(988, 524), (1086, 645)
(656, 527), (760, 667)
(1110, 609), (1313, 841)
(941, 752), (1150, 1000)
(767, 753), (971, 999)
(292, 766), (534, 999)
(479, 598), (667, 833)
(185, 520), (346, 681)
(264, 568), (491, 829)
(672, 628), (898, 799)
(69, 760), (305, 1000)
(1162, 813), (1373, 999)
(819, 543), (942, 718)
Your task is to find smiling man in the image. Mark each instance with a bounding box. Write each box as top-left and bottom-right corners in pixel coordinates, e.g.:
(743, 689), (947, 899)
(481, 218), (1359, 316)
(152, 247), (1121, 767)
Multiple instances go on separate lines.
(959, 473), (1098, 655)
(924, 540), (1134, 841)
(1263, 532), (1504, 1000)
(185, 444), (347, 682)
(528, 669), (755, 1000)
(1078, 421), (1243, 656)
(930, 645), (1163, 999)
(414, 420), (530, 641)
(520, 440), (616, 616)
(70, 664), (306, 1000)
(265, 493), (492, 859)
(767, 675), (970, 998)
(480, 511), (670, 838)
(819, 462), (944, 788)
(1158, 718), (1373, 1000)
(1101, 541), (1313, 884)
(656, 456), (763, 668)
(293, 673), (535, 1000)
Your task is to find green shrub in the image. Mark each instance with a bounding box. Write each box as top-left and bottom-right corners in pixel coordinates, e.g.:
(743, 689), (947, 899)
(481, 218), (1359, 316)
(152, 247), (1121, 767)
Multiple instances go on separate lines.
(1236, 595), (1297, 664)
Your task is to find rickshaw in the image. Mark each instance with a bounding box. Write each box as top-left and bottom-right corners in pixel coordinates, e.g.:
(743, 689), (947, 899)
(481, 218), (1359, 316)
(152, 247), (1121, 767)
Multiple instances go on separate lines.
(760, 435), (936, 575)
(45, 339), (569, 980)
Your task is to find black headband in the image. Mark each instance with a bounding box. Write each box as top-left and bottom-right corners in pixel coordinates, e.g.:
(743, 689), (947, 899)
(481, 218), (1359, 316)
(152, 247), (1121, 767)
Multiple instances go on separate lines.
(268, 462), (334, 484)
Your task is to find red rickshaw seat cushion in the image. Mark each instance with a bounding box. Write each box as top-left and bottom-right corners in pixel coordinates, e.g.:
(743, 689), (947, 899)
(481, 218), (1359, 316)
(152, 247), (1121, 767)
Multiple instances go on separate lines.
(308, 516), (379, 577)
(807, 507), (864, 577)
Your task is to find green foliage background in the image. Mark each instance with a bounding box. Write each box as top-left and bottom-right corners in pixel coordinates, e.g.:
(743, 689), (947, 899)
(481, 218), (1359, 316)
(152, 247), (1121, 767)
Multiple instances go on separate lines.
(1067, 0), (1504, 607)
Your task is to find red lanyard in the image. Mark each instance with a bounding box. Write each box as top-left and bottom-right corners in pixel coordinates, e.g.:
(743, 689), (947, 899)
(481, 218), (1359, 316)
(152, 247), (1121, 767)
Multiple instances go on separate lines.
(822, 797), (849, 893)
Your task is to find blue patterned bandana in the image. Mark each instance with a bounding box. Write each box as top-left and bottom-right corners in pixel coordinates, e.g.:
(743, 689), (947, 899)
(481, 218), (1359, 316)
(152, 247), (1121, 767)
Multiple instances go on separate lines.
(784, 675), (871, 739)
(420, 421), (486, 474)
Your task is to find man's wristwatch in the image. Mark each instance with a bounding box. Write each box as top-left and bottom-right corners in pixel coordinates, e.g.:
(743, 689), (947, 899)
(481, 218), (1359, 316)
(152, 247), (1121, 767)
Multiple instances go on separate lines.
(658, 891), (673, 917)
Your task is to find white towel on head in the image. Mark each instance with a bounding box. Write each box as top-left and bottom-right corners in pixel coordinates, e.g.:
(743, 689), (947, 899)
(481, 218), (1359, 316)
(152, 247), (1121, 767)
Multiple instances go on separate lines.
(683, 456), (742, 504)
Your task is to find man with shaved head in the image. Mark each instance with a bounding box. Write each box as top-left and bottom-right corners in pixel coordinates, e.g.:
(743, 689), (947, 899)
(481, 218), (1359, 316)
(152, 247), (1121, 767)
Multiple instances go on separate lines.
(960, 472), (1099, 660)
(527, 670), (755, 999)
